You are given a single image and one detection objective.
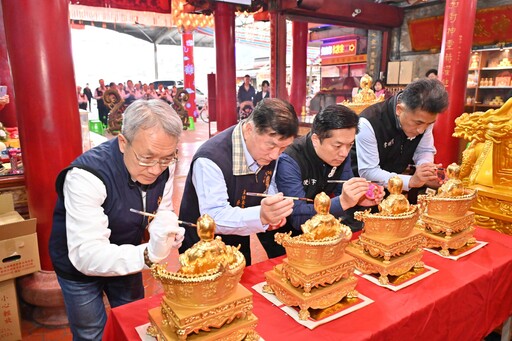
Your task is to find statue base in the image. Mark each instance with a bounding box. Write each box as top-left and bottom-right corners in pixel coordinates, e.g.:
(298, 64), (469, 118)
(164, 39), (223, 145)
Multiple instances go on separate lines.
(419, 211), (476, 256)
(281, 254), (356, 294)
(420, 211), (474, 236)
(346, 241), (424, 286)
(421, 226), (476, 257)
(263, 260), (358, 320)
(357, 230), (424, 263)
(147, 284), (259, 340)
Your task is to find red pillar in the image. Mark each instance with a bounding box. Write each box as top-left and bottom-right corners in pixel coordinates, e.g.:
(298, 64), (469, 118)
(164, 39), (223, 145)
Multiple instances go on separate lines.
(434, 0), (477, 166)
(214, 2), (237, 132)
(3, 0), (83, 271)
(270, 12), (288, 101)
(182, 31), (197, 121)
(0, 5), (16, 127)
(289, 21), (308, 114)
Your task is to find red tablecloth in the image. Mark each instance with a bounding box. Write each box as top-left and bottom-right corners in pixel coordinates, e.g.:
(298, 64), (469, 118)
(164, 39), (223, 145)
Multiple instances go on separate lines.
(103, 228), (512, 341)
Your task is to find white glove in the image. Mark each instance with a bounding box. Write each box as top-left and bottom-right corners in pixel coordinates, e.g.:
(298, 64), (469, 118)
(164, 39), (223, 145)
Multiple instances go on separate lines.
(147, 210), (185, 263)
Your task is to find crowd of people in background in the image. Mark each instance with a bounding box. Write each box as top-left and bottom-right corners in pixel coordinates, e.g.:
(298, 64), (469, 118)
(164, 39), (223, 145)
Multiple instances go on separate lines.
(77, 79), (181, 127)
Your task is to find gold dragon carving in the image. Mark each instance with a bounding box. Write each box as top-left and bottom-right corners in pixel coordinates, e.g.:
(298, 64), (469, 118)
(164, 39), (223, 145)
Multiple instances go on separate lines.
(453, 97), (512, 234)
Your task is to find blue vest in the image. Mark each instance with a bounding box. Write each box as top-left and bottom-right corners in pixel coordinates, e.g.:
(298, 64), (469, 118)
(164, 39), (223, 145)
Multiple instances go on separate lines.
(179, 126), (275, 252)
(49, 138), (169, 281)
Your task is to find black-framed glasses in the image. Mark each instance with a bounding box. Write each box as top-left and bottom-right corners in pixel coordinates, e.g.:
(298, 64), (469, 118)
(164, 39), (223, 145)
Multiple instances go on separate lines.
(132, 148), (179, 167)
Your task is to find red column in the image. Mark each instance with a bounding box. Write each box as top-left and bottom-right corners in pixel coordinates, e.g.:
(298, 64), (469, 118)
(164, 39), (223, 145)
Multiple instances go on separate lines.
(214, 2), (237, 132)
(270, 12), (288, 101)
(3, 0), (83, 270)
(182, 30), (197, 120)
(289, 21), (308, 114)
(0, 6), (16, 127)
(434, 0), (477, 166)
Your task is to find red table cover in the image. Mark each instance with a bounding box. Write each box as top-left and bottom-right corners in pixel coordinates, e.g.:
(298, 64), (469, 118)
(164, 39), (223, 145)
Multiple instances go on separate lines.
(103, 228), (512, 341)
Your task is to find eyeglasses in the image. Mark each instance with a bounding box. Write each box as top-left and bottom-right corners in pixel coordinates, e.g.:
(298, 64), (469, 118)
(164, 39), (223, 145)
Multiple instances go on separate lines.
(132, 147), (179, 167)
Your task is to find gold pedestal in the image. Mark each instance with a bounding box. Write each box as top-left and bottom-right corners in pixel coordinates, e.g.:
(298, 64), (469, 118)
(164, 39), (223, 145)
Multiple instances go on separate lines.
(358, 230), (424, 263)
(147, 284), (259, 341)
(346, 234), (424, 286)
(280, 254), (355, 294)
(421, 211), (474, 236)
(420, 211), (476, 256)
(263, 254), (358, 320)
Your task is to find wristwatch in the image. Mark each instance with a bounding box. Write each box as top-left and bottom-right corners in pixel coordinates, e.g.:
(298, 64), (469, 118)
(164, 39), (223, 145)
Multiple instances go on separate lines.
(144, 247), (154, 268)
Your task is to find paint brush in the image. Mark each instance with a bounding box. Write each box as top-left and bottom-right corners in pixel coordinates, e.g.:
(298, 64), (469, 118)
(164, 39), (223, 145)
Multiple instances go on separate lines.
(245, 192), (314, 202)
(129, 208), (197, 227)
(327, 180), (384, 185)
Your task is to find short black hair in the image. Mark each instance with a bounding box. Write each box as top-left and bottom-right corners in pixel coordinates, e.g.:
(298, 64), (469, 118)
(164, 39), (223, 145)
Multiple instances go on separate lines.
(244, 74), (251, 78)
(248, 98), (299, 139)
(312, 105), (359, 142)
(399, 78), (448, 114)
(262, 80), (269, 87)
(425, 69), (438, 77)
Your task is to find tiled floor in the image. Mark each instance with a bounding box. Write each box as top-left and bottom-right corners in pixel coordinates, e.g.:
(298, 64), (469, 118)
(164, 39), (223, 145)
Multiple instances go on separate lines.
(20, 119), (269, 339)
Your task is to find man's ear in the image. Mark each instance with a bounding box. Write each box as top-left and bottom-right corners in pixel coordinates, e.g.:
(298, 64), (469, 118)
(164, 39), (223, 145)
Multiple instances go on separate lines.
(118, 134), (127, 154)
(311, 133), (321, 148)
(396, 103), (404, 118)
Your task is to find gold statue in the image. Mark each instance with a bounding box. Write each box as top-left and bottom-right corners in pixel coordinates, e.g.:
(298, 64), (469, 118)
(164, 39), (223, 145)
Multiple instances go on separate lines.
(340, 74), (384, 114)
(178, 214), (238, 275)
(378, 176), (410, 215)
(354, 74), (378, 103)
(300, 192), (343, 241)
(437, 163), (464, 198)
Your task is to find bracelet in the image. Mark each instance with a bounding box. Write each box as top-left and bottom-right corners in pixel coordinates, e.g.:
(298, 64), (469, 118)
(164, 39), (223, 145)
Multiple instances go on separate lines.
(144, 247), (154, 268)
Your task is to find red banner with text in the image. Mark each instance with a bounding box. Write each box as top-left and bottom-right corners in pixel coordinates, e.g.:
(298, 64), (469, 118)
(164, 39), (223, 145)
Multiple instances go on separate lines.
(409, 5), (512, 51)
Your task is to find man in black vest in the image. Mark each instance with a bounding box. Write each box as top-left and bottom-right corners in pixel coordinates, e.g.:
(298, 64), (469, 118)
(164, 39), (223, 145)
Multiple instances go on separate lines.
(179, 98), (299, 265)
(276, 105), (384, 232)
(352, 78), (449, 197)
(49, 100), (184, 340)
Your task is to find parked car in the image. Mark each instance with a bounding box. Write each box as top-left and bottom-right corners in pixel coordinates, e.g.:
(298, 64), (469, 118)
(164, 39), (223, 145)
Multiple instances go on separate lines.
(193, 87), (207, 109)
(151, 80), (183, 89)
(152, 80), (206, 109)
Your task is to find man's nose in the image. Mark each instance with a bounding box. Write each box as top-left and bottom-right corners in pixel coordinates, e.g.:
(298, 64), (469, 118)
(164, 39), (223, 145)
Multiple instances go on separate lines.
(269, 147), (281, 160)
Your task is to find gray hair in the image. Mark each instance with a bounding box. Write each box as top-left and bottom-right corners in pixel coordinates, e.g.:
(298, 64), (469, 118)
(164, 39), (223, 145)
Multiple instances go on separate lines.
(121, 99), (182, 142)
(399, 78), (449, 114)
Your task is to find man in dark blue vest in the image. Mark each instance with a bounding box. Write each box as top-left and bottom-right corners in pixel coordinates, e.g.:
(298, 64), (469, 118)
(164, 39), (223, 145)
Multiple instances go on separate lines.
(49, 100), (184, 340)
(276, 105), (384, 233)
(352, 78), (449, 196)
(179, 98), (299, 265)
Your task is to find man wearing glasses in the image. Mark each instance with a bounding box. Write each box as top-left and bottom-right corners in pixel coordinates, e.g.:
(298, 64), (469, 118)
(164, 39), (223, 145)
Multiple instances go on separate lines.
(352, 78), (449, 199)
(179, 98), (299, 265)
(49, 100), (184, 340)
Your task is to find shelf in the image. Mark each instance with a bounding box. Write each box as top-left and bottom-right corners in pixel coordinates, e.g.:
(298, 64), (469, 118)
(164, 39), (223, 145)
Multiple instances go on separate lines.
(474, 104), (503, 108)
(481, 67), (512, 70)
(477, 86), (512, 89)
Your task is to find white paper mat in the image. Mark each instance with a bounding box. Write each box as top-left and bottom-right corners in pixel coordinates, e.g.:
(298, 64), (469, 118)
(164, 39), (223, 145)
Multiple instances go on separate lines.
(355, 264), (438, 292)
(252, 282), (374, 330)
(135, 323), (154, 341)
(135, 321), (265, 340)
(424, 240), (488, 260)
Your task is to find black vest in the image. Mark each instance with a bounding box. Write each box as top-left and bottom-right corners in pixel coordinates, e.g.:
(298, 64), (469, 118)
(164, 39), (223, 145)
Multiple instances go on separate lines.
(351, 95), (424, 175)
(281, 134), (363, 231)
(284, 133), (347, 199)
(49, 138), (169, 281)
(179, 125), (275, 251)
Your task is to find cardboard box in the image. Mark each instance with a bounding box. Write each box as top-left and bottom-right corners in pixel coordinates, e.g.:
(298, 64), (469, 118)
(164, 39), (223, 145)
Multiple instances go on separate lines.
(0, 279), (21, 341)
(0, 194), (40, 282)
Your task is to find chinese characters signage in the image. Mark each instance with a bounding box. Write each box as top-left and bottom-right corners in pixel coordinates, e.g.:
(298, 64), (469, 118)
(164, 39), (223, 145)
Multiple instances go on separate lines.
(320, 39), (358, 59)
(408, 5), (512, 52)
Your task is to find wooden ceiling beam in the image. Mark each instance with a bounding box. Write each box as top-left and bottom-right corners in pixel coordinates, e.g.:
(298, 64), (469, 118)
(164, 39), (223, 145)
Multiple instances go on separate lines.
(277, 0), (404, 30)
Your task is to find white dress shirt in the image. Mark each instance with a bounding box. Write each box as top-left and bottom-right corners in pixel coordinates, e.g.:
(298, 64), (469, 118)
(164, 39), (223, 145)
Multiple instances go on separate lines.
(63, 166), (175, 276)
(356, 117), (436, 191)
(191, 127), (277, 236)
